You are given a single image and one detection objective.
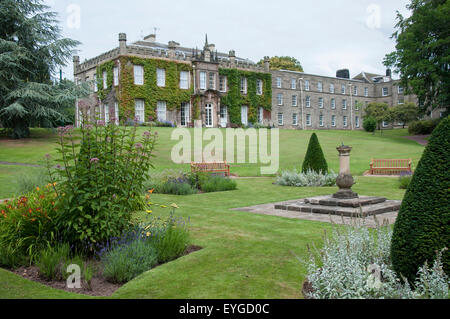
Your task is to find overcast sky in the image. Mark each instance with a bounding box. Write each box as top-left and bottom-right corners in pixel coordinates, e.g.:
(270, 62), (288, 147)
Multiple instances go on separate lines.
(44, 0), (412, 80)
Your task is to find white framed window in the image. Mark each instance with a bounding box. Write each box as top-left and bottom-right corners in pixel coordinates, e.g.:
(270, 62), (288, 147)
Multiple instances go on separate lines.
(353, 86), (358, 96)
(180, 71), (189, 89)
(343, 116), (348, 127)
(382, 87), (389, 96)
(258, 107), (264, 124)
(331, 98), (336, 109)
(199, 71), (207, 90)
(341, 84), (346, 94)
(241, 105), (248, 125)
(382, 121), (388, 127)
(364, 87), (369, 97)
(398, 98), (404, 105)
(157, 68), (166, 87)
(291, 78), (296, 90)
(342, 99), (347, 110)
(219, 76), (227, 92)
(319, 115), (324, 127)
(113, 67), (119, 86)
(104, 104), (109, 123)
(355, 116), (360, 128)
(134, 65), (144, 85)
(209, 73), (216, 90)
(114, 102), (119, 125)
(256, 79), (263, 95)
(277, 93), (283, 106)
(330, 84), (335, 93)
(304, 80), (310, 91)
(278, 113), (284, 126)
(318, 81), (323, 92)
(276, 77), (282, 88)
(94, 73), (98, 92)
(354, 100), (359, 110)
(134, 99), (145, 122)
(319, 97), (324, 109)
(331, 115), (336, 127)
(293, 113), (298, 126)
(306, 114), (312, 126)
(157, 101), (167, 122)
(205, 104), (214, 127)
(306, 96), (311, 108)
(180, 102), (190, 127)
(103, 71), (107, 89)
(240, 77), (247, 94)
(292, 95), (298, 107)
(398, 86), (404, 94)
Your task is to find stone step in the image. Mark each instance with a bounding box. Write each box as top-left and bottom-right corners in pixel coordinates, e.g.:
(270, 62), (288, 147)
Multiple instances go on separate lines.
(275, 200), (401, 218)
(304, 196), (387, 208)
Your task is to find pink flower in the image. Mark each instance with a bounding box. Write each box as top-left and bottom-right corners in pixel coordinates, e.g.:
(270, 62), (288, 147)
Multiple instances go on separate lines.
(135, 143), (143, 149)
(143, 131), (151, 138)
(90, 158), (100, 163)
(97, 120), (105, 126)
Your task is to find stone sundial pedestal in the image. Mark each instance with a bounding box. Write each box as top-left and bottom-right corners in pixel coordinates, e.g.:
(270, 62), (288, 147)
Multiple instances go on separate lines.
(273, 144), (402, 218)
(333, 145), (359, 199)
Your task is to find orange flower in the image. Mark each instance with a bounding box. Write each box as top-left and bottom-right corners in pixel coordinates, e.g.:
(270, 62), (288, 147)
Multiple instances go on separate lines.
(148, 189), (154, 194)
(29, 208), (32, 213)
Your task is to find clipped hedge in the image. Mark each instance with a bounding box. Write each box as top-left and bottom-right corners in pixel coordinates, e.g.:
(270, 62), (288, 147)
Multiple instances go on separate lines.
(391, 116), (450, 284)
(302, 133), (328, 174)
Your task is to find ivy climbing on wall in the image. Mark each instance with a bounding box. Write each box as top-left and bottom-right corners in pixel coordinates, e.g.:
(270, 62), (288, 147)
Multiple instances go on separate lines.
(219, 69), (272, 124)
(96, 57), (193, 122)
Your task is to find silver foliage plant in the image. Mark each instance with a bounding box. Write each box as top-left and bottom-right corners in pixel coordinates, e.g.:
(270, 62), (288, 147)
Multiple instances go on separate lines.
(305, 220), (449, 299)
(276, 169), (338, 187)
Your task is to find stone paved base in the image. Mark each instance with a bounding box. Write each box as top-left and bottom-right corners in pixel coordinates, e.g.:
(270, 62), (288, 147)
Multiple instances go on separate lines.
(274, 195), (401, 218)
(233, 195), (401, 228)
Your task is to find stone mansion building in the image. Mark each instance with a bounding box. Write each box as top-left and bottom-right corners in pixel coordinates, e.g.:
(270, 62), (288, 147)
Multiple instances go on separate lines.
(73, 33), (436, 130)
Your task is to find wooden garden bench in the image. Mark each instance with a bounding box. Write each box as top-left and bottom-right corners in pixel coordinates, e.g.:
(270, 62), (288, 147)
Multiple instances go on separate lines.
(191, 161), (231, 177)
(370, 159), (412, 175)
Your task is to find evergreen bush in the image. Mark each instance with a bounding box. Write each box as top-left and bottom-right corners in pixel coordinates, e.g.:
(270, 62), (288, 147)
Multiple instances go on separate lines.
(363, 117), (377, 133)
(302, 133), (328, 174)
(391, 116), (450, 284)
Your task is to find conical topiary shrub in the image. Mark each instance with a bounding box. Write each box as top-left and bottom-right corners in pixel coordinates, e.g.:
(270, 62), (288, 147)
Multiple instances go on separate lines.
(391, 116), (449, 284)
(302, 133), (328, 174)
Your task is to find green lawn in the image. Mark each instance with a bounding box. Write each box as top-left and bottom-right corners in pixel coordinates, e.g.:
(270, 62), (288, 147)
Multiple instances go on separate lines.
(0, 177), (406, 299)
(0, 127), (420, 299)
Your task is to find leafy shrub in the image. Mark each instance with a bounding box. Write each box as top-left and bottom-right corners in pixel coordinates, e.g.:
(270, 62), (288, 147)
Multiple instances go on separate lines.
(37, 243), (70, 280)
(101, 238), (158, 284)
(98, 209), (190, 283)
(152, 216), (190, 263)
(0, 186), (59, 265)
(363, 116), (377, 133)
(45, 121), (157, 252)
(0, 244), (28, 269)
(398, 172), (413, 190)
(157, 181), (198, 195)
(302, 133), (328, 174)
(305, 222), (449, 299)
(391, 116), (449, 284)
(276, 169), (337, 187)
(408, 119), (441, 135)
(198, 176), (237, 193)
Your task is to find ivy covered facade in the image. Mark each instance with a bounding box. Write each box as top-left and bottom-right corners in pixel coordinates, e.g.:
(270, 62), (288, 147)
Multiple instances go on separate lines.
(74, 34), (272, 128)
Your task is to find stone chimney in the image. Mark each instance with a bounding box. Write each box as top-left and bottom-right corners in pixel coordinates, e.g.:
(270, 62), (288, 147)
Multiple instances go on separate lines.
(144, 34), (156, 42)
(119, 33), (127, 55)
(264, 56), (270, 72)
(73, 56), (80, 75)
(229, 50), (236, 67)
(168, 41), (179, 59)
